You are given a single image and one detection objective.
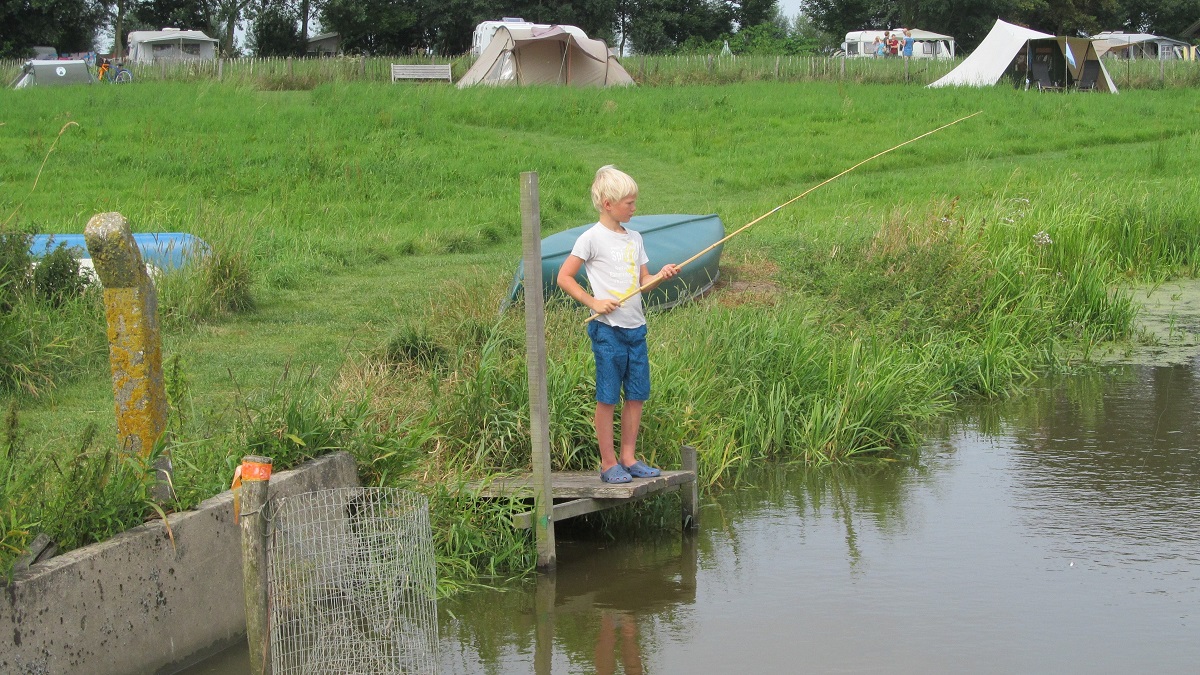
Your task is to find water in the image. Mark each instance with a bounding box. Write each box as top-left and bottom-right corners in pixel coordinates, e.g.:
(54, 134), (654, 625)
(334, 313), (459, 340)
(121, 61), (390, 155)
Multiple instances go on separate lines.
(181, 364), (1200, 674)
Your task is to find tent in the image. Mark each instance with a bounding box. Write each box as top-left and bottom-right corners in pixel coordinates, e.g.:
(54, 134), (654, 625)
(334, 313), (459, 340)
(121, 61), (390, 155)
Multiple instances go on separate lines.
(457, 25), (633, 88)
(127, 29), (218, 64)
(928, 19), (1116, 93)
(1091, 32), (1193, 60)
(11, 60), (94, 89)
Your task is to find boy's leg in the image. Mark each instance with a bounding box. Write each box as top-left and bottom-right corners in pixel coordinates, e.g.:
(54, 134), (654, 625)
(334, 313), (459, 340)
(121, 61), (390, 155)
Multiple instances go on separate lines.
(595, 402), (618, 470)
(618, 399), (643, 467)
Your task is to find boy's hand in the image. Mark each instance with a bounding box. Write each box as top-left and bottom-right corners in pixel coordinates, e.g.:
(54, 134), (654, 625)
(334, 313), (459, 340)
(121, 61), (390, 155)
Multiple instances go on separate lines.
(659, 264), (679, 279)
(591, 298), (621, 314)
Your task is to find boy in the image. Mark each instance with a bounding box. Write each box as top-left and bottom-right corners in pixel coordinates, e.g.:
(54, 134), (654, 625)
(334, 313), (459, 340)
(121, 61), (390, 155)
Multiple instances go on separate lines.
(557, 166), (678, 484)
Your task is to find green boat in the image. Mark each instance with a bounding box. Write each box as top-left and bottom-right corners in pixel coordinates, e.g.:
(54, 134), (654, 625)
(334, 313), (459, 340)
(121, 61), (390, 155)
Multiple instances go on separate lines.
(505, 213), (725, 310)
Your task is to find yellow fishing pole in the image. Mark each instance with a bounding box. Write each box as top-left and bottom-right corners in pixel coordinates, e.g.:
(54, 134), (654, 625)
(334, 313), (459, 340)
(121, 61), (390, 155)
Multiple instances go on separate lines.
(583, 110), (983, 324)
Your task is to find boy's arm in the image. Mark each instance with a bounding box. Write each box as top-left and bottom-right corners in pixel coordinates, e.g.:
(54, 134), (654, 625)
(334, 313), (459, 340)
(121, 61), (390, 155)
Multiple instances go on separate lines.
(558, 255), (619, 315)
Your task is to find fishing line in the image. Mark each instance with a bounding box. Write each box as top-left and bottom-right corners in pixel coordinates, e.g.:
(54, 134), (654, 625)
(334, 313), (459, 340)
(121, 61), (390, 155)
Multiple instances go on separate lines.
(583, 110), (984, 324)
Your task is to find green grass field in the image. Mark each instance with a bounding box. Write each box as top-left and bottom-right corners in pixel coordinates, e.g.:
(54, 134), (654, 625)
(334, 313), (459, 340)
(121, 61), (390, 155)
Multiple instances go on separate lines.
(2, 80), (1199, 579)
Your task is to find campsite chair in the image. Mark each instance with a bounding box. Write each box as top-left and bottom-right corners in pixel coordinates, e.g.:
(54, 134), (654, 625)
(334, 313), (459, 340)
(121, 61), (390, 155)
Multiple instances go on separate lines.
(1030, 57), (1059, 91)
(1077, 60), (1100, 91)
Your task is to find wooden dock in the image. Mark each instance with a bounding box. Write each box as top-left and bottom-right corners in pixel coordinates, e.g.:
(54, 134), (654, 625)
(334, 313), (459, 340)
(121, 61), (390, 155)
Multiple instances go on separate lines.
(471, 448), (698, 530)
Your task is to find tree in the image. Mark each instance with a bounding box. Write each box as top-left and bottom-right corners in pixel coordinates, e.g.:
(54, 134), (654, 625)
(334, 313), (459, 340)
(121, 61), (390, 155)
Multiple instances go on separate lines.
(248, 0), (302, 55)
(1, 0), (107, 57)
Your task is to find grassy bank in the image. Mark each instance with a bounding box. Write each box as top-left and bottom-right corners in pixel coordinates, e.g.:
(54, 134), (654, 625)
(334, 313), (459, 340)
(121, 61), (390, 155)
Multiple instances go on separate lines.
(2, 81), (1199, 581)
(4, 53), (1196, 89)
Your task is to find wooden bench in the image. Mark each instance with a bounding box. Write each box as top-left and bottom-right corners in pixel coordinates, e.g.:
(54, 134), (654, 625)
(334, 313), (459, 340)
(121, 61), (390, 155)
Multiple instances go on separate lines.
(390, 63), (452, 83)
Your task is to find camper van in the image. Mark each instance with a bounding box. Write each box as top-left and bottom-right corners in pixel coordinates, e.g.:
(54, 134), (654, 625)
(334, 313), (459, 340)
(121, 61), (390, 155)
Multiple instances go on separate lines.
(843, 29), (956, 58)
(472, 18), (589, 56)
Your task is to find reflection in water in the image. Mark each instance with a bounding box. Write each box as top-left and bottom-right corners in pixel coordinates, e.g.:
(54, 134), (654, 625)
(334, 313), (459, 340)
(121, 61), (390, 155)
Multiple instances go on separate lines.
(440, 364), (1198, 674)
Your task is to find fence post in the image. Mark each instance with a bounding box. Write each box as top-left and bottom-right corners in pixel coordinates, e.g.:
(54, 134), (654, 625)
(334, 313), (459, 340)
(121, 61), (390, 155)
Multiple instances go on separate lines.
(84, 212), (171, 500)
(840, 54), (845, 79)
(236, 455), (273, 675)
(520, 172), (556, 571)
(217, 57), (223, 82)
(681, 445), (699, 529)
(774, 56), (780, 79)
(360, 54), (366, 79)
(287, 56), (293, 77)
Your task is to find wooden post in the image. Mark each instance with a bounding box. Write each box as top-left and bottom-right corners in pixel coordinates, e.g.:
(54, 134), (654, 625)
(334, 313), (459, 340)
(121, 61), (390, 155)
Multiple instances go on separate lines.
(84, 212), (170, 500)
(774, 55), (780, 79)
(681, 445), (698, 530)
(520, 172), (556, 571)
(904, 56), (910, 82)
(840, 54), (845, 78)
(217, 57), (223, 82)
(287, 56), (293, 77)
(360, 54), (366, 79)
(237, 455), (273, 675)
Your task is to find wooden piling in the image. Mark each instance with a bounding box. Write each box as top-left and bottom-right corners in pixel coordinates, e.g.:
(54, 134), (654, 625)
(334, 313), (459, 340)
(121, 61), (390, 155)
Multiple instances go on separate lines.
(217, 57), (223, 81)
(287, 56), (293, 77)
(520, 172), (556, 571)
(236, 455), (273, 675)
(681, 445), (699, 529)
(84, 212), (171, 499)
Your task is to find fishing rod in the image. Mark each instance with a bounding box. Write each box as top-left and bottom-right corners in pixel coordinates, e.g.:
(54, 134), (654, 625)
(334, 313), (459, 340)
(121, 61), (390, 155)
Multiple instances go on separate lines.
(583, 110), (983, 324)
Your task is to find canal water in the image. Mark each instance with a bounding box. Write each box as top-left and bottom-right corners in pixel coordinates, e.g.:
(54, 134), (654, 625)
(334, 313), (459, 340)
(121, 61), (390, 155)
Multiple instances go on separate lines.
(181, 363), (1199, 674)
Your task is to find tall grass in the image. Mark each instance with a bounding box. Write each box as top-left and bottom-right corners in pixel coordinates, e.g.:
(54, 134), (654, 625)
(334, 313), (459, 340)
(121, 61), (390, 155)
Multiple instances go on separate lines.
(2, 81), (1199, 583)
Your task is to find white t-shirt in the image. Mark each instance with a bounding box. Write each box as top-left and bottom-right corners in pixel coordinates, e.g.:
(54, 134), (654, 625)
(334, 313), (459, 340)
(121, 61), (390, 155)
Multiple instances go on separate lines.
(569, 223), (650, 328)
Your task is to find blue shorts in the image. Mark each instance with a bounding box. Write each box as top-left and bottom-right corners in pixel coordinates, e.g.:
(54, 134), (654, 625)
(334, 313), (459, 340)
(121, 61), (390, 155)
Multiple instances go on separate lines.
(587, 322), (650, 405)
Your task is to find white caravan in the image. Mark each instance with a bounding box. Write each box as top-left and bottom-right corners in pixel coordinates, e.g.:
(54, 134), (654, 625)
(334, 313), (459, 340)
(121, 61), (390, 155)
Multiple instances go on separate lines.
(843, 29), (956, 58)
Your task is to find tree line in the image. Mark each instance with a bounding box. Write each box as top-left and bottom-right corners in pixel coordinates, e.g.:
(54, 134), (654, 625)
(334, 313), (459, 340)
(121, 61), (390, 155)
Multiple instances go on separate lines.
(1, 0), (1196, 60)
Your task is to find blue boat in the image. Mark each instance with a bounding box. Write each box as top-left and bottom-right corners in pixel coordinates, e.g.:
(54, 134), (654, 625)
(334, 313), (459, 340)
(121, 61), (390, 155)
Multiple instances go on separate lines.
(29, 232), (210, 270)
(505, 213), (725, 310)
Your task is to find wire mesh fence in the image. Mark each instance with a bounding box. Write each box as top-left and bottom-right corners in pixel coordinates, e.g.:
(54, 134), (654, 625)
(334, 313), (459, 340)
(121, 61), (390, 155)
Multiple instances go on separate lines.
(268, 487), (438, 675)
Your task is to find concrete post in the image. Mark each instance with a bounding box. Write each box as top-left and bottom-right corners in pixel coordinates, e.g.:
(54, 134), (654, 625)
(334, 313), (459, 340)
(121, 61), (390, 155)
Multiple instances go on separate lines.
(520, 172), (556, 571)
(84, 212), (171, 498)
(236, 455), (273, 675)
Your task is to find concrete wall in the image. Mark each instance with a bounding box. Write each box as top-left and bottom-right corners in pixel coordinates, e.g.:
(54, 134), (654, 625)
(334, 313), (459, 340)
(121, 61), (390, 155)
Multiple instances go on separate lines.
(1, 452), (360, 675)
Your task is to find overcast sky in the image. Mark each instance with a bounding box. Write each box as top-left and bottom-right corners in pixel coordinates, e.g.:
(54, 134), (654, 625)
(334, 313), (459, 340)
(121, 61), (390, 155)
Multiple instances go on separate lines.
(778, 0), (804, 19)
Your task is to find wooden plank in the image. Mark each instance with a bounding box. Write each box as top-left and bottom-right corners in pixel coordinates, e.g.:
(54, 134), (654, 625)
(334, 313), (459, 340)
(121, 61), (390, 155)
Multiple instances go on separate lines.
(512, 485), (682, 530)
(471, 469), (695, 499)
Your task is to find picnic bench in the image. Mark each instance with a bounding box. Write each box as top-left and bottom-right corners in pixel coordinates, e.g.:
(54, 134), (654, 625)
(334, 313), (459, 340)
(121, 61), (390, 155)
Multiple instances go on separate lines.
(390, 63), (452, 82)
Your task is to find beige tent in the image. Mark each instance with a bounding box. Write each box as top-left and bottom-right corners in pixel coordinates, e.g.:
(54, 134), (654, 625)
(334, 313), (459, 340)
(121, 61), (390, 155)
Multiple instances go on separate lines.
(457, 25), (633, 88)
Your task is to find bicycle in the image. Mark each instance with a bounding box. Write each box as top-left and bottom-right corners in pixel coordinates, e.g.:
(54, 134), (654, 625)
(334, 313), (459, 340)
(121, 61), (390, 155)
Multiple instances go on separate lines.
(95, 57), (133, 83)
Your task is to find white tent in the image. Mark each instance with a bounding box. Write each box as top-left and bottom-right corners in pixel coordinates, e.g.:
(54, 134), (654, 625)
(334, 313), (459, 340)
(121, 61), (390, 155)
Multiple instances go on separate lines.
(457, 25), (633, 88)
(929, 19), (1117, 93)
(929, 19), (1050, 87)
(127, 29), (218, 64)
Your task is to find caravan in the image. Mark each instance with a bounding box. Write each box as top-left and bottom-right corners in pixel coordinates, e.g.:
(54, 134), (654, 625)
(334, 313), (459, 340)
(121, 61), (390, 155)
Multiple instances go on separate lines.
(843, 29), (956, 58)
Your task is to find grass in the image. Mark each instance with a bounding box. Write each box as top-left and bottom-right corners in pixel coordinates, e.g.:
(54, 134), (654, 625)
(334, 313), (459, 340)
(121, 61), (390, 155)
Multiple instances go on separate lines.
(1, 80), (1199, 581)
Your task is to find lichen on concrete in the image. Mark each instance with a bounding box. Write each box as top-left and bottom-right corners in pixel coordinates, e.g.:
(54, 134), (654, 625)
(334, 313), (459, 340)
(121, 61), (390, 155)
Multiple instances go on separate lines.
(84, 213), (167, 458)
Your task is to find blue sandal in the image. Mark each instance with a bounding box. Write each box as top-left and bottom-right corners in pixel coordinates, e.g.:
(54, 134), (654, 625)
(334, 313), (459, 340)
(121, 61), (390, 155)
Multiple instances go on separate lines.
(600, 464), (633, 484)
(621, 460), (661, 478)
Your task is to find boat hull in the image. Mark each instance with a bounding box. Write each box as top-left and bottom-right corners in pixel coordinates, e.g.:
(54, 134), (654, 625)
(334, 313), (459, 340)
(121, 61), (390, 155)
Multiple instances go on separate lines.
(506, 213), (725, 311)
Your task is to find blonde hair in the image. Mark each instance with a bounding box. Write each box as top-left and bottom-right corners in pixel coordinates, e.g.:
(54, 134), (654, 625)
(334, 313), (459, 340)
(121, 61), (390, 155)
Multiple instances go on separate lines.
(591, 165), (638, 212)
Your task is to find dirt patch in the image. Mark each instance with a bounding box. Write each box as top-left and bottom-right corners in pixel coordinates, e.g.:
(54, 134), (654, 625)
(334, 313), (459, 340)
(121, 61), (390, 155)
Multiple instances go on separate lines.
(712, 252), (781, 308)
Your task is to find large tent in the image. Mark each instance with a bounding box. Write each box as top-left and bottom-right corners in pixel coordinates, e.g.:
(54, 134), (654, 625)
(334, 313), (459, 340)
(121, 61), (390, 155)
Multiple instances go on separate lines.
(928, 19), (1117, 93)
(457, 25), (633, 88)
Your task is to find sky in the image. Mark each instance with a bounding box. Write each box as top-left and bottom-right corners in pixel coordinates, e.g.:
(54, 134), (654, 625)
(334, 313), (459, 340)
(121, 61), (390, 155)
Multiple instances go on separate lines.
(778, 0), (805, 19)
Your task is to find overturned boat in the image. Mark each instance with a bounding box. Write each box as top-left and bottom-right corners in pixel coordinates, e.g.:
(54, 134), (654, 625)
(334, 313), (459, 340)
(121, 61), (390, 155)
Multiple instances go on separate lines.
(505, 213), (725, 311)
